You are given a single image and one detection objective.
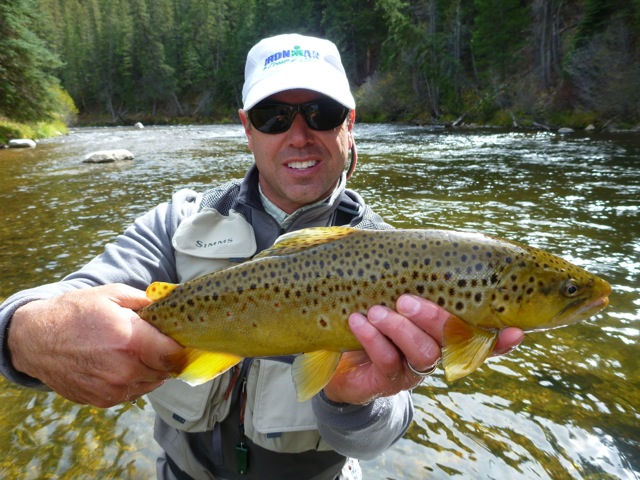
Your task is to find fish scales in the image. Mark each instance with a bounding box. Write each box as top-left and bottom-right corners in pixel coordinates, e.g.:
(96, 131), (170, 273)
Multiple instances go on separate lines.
(138, 227), (611, 399)
(143, 230), (499, 350)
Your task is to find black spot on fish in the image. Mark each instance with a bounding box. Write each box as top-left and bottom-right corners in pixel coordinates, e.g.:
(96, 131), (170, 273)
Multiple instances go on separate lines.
(455, 302), (464, 311)
(437, 297), (446, 306)
(458, 279), (467, 287)
(416, 285), (425, 294)
(475, 293), (482, 303)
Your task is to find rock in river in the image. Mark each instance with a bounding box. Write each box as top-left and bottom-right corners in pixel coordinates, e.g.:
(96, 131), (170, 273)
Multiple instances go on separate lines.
(9, 139), (37, 148)
(83, 149), (134, 163)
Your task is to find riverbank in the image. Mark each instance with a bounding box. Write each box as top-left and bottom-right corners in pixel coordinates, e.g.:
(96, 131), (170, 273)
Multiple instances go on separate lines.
(3, 110), (638, 148)
(0, 117), (68, 146)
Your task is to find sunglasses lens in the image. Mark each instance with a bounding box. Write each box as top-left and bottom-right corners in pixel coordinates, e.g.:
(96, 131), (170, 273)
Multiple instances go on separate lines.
(303, 101), (349, 131)
(249, 100), (348, 134)
(249, 105), (294, 134)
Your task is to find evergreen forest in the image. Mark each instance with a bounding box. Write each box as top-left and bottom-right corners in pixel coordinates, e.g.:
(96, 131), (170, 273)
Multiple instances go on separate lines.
(1, 0), (640, 137)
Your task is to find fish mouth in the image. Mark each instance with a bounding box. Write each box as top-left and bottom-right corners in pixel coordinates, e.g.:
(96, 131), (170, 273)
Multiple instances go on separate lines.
(556, 295), (609, 326)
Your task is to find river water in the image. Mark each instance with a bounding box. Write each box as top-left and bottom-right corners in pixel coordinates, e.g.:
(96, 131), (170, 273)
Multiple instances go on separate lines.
(0, 125), (637, 479)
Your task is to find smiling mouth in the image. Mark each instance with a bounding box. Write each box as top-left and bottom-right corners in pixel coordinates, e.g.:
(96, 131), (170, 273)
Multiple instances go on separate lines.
(288, 160), (318, 170)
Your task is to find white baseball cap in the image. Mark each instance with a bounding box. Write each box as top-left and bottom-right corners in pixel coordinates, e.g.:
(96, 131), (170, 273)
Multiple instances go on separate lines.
(242, 33), (356, 111)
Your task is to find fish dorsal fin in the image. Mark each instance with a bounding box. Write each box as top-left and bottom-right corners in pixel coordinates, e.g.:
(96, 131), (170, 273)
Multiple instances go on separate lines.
(253, 227), (357, 259)
(442, 315), (499, 382)
(146, 282), (180, 301)
(168, 348), (244, 386)
(291, 350), (343, 402)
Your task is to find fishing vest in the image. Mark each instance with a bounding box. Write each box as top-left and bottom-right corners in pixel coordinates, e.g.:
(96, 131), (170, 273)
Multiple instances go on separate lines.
(147, 176), (385, 458)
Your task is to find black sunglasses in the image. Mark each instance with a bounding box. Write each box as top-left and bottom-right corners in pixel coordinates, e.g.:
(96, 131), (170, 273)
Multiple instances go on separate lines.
(248, 99), (349, 134)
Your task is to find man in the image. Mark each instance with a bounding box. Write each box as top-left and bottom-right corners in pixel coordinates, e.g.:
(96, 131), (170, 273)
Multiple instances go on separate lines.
(0, 34), (523, 479)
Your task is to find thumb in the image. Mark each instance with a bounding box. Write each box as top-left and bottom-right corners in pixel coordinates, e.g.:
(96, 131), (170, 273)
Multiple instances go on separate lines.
(105, 283), (153, 311)
(133, 312), (185, 373)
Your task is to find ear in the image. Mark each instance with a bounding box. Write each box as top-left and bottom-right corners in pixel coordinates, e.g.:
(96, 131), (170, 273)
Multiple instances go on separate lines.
(238, 109), (254, 151)
(348, 110), (356, 131)
(347, 110), (356, 148)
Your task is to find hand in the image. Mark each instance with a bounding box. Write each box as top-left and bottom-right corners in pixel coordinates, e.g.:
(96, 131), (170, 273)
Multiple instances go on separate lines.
(322, 294), (524, 405)
(7, 284), (184, 408)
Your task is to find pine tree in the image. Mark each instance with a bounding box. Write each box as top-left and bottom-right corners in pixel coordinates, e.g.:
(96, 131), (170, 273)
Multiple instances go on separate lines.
(0, 0), (62, 121)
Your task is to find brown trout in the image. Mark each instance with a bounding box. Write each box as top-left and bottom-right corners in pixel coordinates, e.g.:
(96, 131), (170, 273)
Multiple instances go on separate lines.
(138, 227), (611, 401)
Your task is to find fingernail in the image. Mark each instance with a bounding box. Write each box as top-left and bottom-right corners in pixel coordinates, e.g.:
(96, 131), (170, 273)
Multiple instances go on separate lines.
(367, 305), (388, 323)
(349, 313), (366, 327)
(397, 295), (421, 316)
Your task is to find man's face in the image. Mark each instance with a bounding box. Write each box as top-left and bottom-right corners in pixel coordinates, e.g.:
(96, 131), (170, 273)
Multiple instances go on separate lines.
(239, 89), (355, 214)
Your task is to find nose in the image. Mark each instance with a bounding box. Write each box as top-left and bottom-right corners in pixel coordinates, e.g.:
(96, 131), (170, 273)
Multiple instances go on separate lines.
(287, 112), (314, 147)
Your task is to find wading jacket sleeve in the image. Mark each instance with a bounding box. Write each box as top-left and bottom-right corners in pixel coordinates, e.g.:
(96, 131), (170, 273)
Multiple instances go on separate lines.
(0, 165), (414, 465)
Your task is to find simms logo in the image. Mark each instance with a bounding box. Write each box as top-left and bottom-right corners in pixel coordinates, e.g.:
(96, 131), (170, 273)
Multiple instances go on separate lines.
(195, 238), (234, 248)
(263, 45), (320, 69)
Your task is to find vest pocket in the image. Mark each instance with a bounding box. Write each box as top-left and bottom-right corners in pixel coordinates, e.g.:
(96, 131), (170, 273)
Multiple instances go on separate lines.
(147, 371), (234, 432)
(244, 359), (332, 453)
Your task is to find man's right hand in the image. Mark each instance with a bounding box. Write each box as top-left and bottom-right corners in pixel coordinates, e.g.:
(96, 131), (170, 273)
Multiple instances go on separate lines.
(7, 283), (184, 408)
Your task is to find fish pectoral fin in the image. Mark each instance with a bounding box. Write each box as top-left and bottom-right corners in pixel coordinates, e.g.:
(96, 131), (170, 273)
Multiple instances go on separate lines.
(146, 281), (180, 301)
(291, 350), (343, 402)
(169, 348), (243, 386)
(442, 315), (499, 382)
(253, 227), (356, 259)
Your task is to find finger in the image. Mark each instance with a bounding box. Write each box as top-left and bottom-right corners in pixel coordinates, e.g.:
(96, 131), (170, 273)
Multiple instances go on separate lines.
(492, 327), (524, 356)
(367, 304), (440, 373)
(348, 312), (402, 377)
(395, 294), (450, 342)
(106, 283), (153, 310)
(131, 314), (185, 373)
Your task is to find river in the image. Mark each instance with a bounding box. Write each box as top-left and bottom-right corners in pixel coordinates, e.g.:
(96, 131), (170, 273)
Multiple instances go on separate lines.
(0, 125), (638, 479)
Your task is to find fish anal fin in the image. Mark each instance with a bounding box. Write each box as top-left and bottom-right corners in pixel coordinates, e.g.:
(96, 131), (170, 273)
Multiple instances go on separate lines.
(169, 348), (243, 386)
(146, 282), (180, 301)
(291, 350), (343, 402)
(253, 227), (356, 259)
(442, 315), (499, 382)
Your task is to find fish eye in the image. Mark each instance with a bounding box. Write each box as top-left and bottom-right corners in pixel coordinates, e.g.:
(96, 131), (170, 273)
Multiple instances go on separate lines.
(562, 279), (581, 297)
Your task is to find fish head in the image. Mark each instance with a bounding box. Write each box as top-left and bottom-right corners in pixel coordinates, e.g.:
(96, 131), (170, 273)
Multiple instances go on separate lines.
(490, 247), (611, 331)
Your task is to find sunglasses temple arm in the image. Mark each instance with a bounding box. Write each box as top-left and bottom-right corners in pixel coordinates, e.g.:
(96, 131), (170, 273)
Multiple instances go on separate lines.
(347, 142), (357, 180)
